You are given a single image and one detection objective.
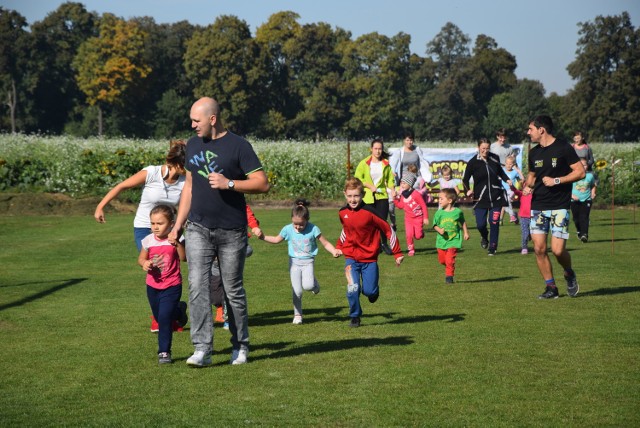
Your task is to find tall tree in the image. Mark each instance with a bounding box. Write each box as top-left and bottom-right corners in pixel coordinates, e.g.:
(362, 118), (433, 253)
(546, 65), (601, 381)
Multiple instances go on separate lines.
(427, 22), (470, 80)
(285, 22), (350, 139)
(419, 23), (471, 140)
(127, 18), (197, 138)
(184, 15), (268, 134)
(0, 8), (33, 133)
(340, 31), (411, 139)
(566, 12), (640, 141)
(405, 53), (437, 138)
(255, 11), (301, 136)
(30, 2), (97, 134)
(484, 79), (549, 142)
(461, 35), (517, 137)
(73, 13), (151, 136)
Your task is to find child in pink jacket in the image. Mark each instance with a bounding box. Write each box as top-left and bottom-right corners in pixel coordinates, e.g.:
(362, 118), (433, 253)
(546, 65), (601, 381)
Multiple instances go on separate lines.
(391, 172), (429, 256)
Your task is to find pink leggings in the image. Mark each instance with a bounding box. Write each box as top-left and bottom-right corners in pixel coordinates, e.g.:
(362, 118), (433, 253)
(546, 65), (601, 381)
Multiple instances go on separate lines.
(405, 216), (425, 251)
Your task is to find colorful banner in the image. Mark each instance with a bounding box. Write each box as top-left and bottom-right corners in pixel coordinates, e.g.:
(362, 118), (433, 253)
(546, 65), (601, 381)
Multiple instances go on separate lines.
(390, 145), (524, 181)
(425, 145), (523, 180)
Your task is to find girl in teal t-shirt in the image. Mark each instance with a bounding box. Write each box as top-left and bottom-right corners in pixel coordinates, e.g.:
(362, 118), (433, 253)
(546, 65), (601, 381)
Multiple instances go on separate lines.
(571, 158), (597, 242)
(259, 199), (340, 324)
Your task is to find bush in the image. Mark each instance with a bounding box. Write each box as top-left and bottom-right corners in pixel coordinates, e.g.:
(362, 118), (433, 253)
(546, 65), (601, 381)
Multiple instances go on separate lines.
(0, 134), (638, 205)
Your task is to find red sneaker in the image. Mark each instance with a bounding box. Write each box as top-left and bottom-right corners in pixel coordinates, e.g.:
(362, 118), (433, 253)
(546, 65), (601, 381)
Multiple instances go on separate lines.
(215, 306), (225, 323)
(172, 320), (184, 332)
(150, 316), (159, 333)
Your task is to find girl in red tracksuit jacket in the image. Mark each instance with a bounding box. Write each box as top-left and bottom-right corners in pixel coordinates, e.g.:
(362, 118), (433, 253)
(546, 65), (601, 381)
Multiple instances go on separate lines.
(391, 171), (429, 256)
(336, 177), (404, 328)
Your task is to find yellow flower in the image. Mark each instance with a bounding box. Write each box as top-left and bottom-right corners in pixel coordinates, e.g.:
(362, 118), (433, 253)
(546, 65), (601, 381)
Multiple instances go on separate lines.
(595, 159), (607, 171)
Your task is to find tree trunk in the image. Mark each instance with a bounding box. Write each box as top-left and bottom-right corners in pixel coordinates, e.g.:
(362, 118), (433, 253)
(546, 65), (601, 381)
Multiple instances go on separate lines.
(6, 79), (17, 134)
(97, 105), (103, 136)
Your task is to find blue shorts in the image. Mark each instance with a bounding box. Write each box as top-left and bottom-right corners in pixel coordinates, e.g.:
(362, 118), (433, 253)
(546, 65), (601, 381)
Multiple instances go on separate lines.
(530, 209), (570, 239)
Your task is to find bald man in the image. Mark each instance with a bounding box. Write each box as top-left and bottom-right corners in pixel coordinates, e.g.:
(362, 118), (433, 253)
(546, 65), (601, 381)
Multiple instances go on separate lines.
(170, 97), (269, 367)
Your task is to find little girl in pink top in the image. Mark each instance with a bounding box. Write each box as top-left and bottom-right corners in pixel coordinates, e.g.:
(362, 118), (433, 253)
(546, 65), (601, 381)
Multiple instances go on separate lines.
(511, 186), (532, 254)
(138, 204), (188, 364)
(391, 172), (429, 256)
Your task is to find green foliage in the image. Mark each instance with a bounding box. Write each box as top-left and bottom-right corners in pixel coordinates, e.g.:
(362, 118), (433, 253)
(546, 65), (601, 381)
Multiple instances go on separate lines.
(73, 13), (151, 135)
(151, 89), (192, 139)
(1, 7), (638, 142)
(184, 15), (267, 134)
(29, 2), (97, 134)
(1, 135), (639, 206)
(565, 12), (640, 141)
(1, 210), (639, 426)
(484, 79), (550, 142)
(0, 135), (165, 195)
(0, 7), (35, 133)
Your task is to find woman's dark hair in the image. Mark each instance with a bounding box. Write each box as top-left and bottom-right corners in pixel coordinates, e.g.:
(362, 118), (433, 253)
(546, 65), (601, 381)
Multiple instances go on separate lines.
(574, 130), (587, 144)
(477, 137), (490, 147)
(496, 128), (507, 137)
(166, 140), (186, 168)
(150, 204), (176, 222)
(292, 198), (310, 220)
(371, 138), (390, 160)
(403, 130), (414, 140)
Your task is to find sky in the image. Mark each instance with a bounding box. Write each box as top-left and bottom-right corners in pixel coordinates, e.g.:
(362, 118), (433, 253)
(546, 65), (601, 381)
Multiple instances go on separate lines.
(4, 0), (639, 95)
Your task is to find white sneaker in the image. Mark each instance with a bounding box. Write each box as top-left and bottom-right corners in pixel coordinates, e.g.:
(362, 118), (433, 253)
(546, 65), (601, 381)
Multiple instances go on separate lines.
(230, 348), (248, 365)
(186, 350), (212, 367)
(293, 315), (303, 325)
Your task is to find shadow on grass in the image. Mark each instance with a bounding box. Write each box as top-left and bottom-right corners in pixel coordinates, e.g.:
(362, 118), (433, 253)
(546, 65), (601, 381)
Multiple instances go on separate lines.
(0, 278), (87, 312)
(412, 248), (438, 255)
(249, 336), (415, 362)
(458, 276), (518, 284)
(250, 306), (345, 326)
(578, 286), (640, 297)
(368, 313), (466, 325)
(580, 238), (637, 244)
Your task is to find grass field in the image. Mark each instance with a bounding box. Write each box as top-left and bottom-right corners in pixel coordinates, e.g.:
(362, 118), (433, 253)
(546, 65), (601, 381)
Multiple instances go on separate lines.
(1, 206), (639, 426)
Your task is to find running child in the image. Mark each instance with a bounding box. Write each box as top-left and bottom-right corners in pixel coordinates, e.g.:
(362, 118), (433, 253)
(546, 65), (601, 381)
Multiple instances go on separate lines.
(138, 204), (188, 364)
(502, 155), (525, 224)
(390, 171), (429, 256)
(571, 157), (597, 242)
(336, 177), (404, 328)
(432, 188), (469, 284)
(259, 199), (340, 324)
(510, 186), (532, 254)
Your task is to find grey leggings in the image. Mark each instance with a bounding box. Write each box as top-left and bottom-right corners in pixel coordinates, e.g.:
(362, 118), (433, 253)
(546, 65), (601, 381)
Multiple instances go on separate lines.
(289, 257), (319, 316)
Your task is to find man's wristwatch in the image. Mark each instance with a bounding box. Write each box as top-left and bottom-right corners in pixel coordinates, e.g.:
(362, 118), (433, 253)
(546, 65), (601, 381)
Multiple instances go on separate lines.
(228, 179), (235, 190)
(554, 178), (561, 185)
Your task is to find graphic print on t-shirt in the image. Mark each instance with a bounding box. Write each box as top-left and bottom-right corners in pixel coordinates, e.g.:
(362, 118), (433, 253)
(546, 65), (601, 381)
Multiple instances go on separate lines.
(189, 150), (224, 179)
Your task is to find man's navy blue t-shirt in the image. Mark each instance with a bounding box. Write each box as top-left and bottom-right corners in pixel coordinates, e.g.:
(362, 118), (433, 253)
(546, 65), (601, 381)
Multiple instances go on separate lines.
(185, 132), (263, 229)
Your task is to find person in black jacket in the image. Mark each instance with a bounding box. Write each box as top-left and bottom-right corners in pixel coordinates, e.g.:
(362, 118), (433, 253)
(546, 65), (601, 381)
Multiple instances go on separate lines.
(462, 138), (512, 255)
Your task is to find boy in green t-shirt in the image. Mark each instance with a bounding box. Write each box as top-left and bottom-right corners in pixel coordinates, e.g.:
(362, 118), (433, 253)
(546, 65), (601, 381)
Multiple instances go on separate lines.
(433, 188), (470, 284)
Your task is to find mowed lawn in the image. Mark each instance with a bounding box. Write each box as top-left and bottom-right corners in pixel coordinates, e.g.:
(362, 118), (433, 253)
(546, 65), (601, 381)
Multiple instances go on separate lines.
(0, 205), (638, 426)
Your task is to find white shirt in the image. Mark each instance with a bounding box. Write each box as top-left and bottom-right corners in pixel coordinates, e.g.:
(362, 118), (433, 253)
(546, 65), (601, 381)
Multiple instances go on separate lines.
(133, 165), (185, 228)
(369, 161), (383, 187)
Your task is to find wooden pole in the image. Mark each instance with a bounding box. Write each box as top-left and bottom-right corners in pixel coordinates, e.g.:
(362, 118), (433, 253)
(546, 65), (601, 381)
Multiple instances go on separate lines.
(346, 140), (352, 179)
(611, 159), (615, 255)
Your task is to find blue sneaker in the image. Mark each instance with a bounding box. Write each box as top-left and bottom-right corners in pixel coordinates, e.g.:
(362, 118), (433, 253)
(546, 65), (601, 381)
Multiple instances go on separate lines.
(565, 274), (579, 297)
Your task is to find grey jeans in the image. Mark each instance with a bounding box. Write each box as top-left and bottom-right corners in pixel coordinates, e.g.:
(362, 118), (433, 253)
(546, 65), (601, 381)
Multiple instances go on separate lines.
(185, 221), (249, 354)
